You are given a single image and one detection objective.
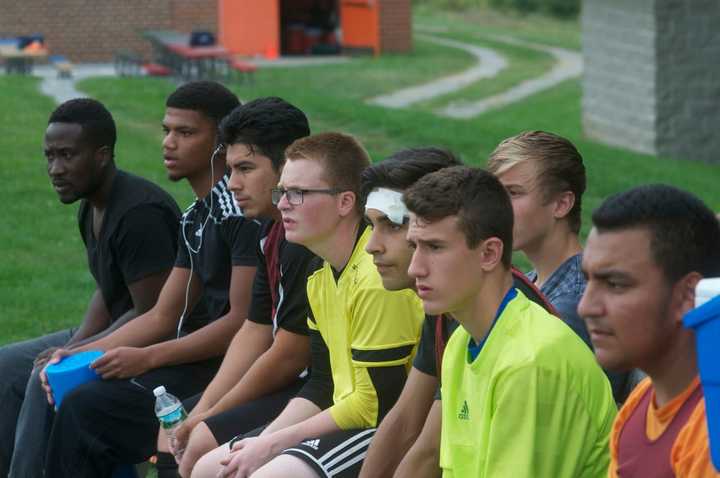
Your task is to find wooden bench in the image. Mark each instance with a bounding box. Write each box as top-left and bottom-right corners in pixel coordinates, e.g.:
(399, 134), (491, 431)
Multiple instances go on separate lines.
(113, 50), (144, 77)
(227, 58), (257, 84)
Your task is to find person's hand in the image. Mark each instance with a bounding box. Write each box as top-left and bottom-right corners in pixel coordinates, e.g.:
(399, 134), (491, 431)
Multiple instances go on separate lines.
(33, 346), (60, 370)
(91, 346), (153, 379)
(219, 436), (278, 478)
(171, 412), (207, 463)
(39, 348), (74, 407)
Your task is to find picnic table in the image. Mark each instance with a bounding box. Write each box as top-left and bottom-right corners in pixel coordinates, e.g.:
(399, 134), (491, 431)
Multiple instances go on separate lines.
(143, 30), (230, 80)
(0, 44), (48, 74)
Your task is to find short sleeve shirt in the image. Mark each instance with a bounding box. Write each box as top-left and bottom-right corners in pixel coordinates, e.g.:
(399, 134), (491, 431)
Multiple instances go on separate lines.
(78, 170), (180, 322)
(175, 174), (260, 331)
(412, 269), (556, 378)
(247, 220), (319, 336)
(306, 226), (425, 430)
(440, 290), (616, 478)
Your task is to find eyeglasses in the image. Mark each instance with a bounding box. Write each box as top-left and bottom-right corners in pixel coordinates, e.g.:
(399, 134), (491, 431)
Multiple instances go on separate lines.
(271, 187), (343, 206)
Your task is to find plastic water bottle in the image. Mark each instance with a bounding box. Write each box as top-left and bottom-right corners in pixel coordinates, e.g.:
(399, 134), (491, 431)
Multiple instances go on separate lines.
(154, 385), (187, 460)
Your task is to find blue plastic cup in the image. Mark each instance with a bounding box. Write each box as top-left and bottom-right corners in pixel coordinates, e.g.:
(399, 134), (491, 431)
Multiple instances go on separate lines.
(45, 350), (140, 477)
(45, 350), (104, 408)
(683, 294), (720, 471)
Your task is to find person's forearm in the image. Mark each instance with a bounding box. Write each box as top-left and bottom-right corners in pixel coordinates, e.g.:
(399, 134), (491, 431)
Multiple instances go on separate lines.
(73, 308), (175, 352)
(192, 322), (272, 417)
(394, 401), (442, 478)
(66, 289), (112, 346)
(68, 308), (142, 349)
(209, 341), (307, 417)
(262, 397), (322, 435)
(144, 314), (244, 369)
(265, 408), (340, 453)
(360, 408), (418, 478)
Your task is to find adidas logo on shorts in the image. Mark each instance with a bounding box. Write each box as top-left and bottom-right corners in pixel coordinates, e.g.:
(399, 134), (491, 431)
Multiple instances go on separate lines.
(302, 439), (321, 450)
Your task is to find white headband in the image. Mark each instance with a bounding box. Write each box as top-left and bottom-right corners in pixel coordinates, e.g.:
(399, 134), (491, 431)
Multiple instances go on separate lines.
(365, 188), (409, 225)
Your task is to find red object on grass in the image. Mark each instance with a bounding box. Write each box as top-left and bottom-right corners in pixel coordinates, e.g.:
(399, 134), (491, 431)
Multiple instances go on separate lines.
(143, 63), (172, 76)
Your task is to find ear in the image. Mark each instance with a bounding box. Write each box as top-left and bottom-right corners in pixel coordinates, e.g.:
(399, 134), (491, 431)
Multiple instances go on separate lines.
(670, 271), (703, 325)
(337, 191), (357, 218)
(552, 191), (576, 220)
(95, 145), (112, 169)
(478, 237), (504, 272)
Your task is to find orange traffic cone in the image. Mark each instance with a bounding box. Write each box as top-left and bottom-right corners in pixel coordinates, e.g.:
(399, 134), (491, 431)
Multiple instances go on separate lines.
(264, 43), (279, 60)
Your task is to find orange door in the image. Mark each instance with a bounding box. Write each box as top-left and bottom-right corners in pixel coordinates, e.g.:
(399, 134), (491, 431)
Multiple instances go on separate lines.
(219, 0), (280, 57)
(340, 0), (379, 54)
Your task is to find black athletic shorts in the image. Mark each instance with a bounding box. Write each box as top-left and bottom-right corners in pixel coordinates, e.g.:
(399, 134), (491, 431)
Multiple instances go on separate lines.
(183, 378), (305, 446)
(281, 428), (376, 478)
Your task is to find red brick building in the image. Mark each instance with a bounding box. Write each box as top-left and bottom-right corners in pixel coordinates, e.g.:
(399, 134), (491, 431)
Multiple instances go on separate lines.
(0, 0), (411, 62)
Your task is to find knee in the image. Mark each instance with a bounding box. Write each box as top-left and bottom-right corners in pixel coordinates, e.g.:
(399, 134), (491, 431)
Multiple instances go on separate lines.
(188, 444), (229, 478)
(179, 423), (218, 478)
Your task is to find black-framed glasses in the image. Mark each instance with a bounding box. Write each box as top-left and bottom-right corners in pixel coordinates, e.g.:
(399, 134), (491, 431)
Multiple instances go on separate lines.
(271, 187), (343, 206)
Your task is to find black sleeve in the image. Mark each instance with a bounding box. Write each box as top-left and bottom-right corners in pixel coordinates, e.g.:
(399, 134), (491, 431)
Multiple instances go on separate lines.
(112, 205), (178, 283)
(174, 220), (191, 269)
(296, 329), (334, 410)
(224, 217), (260, 267)
(412, 316), (438, 377)
(367, 365), (408, 423)
(273, 244), (319, 335)
(248, 235), (272, 326)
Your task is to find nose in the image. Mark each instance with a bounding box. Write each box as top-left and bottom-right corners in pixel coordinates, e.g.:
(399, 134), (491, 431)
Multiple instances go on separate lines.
(47, 158), (66, 177)
(276, 190), (292, 211)
(577, 282), (602, 321)
(407, 248), (427, 280)
(364, 229), (384, 256)
(228, 170), (242, 193)
(162, 131), (176, 151)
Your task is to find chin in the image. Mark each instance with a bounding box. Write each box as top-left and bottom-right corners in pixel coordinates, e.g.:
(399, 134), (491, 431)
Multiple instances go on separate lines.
(166, 171), (184, 182)
(421, 300), (448, 316)
(381, 277), (411, 292)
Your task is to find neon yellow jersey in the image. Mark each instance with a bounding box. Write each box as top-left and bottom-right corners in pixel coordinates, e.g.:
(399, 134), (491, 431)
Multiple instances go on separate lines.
(440, 289), (616, 478)
(307, 227), (424, 430)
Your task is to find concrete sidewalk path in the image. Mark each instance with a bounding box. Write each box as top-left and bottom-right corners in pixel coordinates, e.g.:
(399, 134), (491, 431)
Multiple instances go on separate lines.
(367, 34), (507, 109)
(34, 63), (116, 104)
(439, 34), (582, 119)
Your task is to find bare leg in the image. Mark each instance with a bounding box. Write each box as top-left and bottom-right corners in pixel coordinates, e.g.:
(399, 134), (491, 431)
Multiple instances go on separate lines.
(251, 455), (318, 478)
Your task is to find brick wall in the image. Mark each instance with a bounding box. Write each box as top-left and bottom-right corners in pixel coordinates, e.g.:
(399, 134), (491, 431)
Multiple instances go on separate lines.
(0, 0), (216, 63)
(379, 0), (412, 53)
(582, 0), (720, 163)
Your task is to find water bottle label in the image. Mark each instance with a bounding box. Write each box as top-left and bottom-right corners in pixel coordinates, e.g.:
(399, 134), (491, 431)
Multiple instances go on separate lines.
(159, 407), (186, 429)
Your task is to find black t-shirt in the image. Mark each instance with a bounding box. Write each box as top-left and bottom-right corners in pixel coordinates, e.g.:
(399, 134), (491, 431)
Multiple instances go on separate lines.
(78, 170), (181, 322)
(175, 174), (260, 331)
(412, 268), (557, 378)
(247, 220), (319, 336)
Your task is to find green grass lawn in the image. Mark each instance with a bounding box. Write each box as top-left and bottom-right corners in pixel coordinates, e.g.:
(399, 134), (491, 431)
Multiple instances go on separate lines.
(2, 5), (719, 351)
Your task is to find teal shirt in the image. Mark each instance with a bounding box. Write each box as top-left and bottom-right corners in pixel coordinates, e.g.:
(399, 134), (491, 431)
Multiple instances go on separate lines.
(440, 290), (617, 478)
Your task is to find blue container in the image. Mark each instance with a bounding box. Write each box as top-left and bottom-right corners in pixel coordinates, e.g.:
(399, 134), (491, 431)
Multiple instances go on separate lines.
(683, 294), (720, 471)
(46, 351), (140, 477)
(45, 350), (103, 408)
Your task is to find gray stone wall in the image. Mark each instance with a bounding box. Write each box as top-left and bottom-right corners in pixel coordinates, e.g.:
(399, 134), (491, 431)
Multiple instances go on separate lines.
(582, 0), (720, 163)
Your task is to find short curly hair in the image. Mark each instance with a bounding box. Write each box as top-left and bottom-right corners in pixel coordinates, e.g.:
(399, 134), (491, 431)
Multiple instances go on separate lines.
(592, 184), (720, 282)
(219, 97), (310, 172)
(403, 166), (513, 267)
(166, 81), (240, 125)
(48, 98), (116, 155)
(360, 147), (462, 205)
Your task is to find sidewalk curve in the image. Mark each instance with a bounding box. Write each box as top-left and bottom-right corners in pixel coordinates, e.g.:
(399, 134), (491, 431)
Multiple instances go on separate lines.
(367, 34), (507, 109)
(439, 34), (582, 119)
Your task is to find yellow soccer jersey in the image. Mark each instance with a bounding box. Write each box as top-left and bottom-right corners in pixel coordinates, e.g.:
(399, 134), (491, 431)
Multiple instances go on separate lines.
(306, 227), (424, 430)
(440, 289), (616, 478)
